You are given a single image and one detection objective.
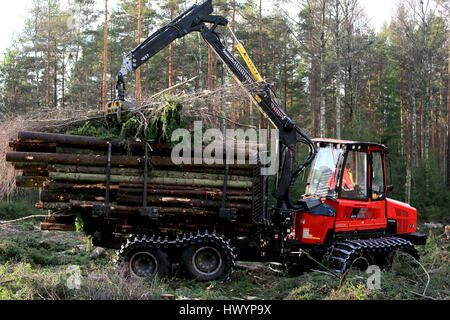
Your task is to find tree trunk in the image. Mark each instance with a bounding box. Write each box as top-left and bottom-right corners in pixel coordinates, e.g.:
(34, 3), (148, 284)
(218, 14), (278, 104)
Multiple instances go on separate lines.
(6, 151), (146, 167)
(400, 41), (405, 157)
(102, 0), (108, 110)
(259, 0), (265, 129)
(411, 87), (418, 167)
(117, 188), (251, 200)
(11, 68), (16, 113)
(319, 0), (327, 138)
(430, 75), (435, 157)
(53, 39), (58, 108)
(136, 0), (143, 104)
(447, 29), (450, 186)
(437, 67), (444, 170)
(46, 3), (51, 108)
(208, 24), (214, 113)
(48, 164), (142, 176)
(117, 194), (252, 210)
(284, 45), (288, 113)
(231, 0), (236, 128)
(48, 172), (253, 189)
(17, 131), (150, 151)
(334, 0), (342, 139)
(309, 34), (316, 137)
(169, 2), (174, 94)
(259, 0), (263, 77)
(61, 52), (65, 108)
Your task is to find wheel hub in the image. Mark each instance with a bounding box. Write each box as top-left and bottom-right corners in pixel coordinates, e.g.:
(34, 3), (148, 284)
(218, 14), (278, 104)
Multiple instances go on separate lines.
(192, 247), (223, 275)
(130, 251), (158, 277)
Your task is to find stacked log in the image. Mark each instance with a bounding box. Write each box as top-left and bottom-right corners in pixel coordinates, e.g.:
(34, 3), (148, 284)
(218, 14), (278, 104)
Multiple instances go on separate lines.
(7, 131), (260, 238)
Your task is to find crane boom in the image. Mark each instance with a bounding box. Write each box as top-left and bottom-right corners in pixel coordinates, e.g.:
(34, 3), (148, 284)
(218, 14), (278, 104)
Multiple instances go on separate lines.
(111, 0), (317, 210)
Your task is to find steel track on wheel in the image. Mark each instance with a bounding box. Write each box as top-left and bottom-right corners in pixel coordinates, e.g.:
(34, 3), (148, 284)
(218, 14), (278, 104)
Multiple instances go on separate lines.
(324, 237), (419, 273)
(115, 231), (237, 281)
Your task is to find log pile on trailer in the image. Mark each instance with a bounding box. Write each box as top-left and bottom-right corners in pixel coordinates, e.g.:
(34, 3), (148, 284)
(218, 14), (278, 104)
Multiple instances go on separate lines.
(6, 131), (265, 248)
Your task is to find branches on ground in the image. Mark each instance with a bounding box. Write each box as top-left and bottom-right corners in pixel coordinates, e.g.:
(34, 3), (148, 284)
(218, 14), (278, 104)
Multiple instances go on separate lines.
(0, 215), (49, 225)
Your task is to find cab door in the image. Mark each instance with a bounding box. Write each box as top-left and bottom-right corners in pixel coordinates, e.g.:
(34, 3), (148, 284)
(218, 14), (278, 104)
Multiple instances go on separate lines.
(367, 149), (387, 222)
(334, 148), (371, 232)
(334, 148), (387, 233)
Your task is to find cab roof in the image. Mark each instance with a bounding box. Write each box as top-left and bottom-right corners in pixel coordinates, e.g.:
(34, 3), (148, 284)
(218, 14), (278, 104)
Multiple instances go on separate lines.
(313, 138), (387, 151)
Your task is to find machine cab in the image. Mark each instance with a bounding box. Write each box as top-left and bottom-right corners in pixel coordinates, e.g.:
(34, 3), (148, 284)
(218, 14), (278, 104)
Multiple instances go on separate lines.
(292, 138), (397, 244)
(306, 138), (387, 203)
(292, 138), (421, 245)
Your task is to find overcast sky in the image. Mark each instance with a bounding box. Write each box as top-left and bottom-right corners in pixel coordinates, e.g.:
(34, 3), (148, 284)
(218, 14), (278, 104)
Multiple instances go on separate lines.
(0, 0), (397, 58)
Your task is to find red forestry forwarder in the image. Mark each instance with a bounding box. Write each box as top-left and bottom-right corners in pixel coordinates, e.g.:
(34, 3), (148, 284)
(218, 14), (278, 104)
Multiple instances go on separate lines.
(84, 0), (426, 280)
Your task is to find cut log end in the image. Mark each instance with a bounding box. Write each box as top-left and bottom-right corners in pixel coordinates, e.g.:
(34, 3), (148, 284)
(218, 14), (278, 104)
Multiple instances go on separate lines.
(40, 223), (76, 232)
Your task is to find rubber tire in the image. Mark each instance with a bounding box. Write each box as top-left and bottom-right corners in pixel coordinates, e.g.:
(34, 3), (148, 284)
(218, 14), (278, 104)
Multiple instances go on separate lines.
(116, 241), (170, 279)
(180, 238), (234, 282)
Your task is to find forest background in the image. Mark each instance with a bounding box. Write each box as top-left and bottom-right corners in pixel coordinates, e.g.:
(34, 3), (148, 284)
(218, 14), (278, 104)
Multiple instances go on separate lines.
(0, 0), (448, 222)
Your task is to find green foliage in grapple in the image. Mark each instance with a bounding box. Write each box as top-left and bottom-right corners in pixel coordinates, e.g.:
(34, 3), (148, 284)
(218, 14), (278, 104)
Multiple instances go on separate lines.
(67, 119), (122, 140)
(151, 96), (184, 143)
(119, 116), (140, 140)
(67, 96), (189, 145)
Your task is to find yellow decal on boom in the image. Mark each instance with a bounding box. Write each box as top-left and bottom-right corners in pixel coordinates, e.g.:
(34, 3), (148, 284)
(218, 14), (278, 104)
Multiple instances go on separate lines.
(236, 43), (263, 83)
(228, 25), (264, 83)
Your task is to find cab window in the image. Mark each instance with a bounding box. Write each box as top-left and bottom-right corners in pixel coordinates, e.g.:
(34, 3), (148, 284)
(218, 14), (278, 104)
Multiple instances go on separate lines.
(305, 145), (342, 197)
(371, 152), (385, 200)
(339, 150), (368, 200)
